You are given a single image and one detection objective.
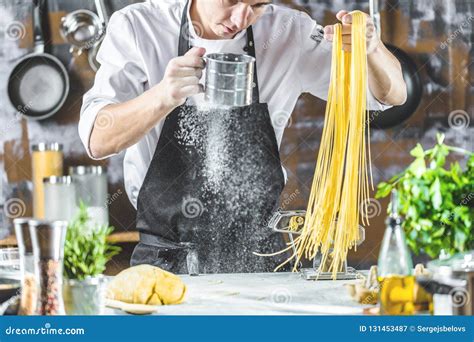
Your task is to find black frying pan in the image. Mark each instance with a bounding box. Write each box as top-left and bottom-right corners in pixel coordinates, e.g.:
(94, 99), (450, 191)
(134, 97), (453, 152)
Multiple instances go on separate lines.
(368, 0), (423, 129)
(7, 0), (69, 120)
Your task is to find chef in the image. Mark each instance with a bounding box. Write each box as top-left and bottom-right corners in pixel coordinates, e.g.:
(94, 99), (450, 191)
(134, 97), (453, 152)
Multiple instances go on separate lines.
(79, 0), (407, 274)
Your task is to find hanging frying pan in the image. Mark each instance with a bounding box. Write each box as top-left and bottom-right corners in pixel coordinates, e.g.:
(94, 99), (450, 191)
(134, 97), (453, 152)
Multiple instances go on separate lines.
(368, 0), (423, 129)
(7, 0), (69, 120)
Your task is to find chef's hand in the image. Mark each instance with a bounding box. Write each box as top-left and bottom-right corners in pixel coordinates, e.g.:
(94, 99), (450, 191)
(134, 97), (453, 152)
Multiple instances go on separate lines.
(323, 11), (380, 54)
(158, 47), (206, 109)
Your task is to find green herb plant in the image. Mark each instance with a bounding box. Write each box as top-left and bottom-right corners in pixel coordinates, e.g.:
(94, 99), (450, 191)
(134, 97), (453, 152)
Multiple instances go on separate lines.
(64, 202), (121, 280)
(376, 133), (474, 258)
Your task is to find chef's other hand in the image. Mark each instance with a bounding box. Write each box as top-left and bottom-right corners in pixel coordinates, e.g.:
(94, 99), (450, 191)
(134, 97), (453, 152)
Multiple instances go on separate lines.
(158, 47), (206, 109)
(323, 10), (379, 54)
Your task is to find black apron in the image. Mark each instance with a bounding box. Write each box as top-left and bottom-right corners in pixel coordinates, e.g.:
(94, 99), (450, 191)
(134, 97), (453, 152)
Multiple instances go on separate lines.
(131, 1), (287, 274)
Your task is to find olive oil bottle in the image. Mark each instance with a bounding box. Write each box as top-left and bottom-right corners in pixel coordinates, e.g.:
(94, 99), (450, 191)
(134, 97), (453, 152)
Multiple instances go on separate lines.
(377, 190), (415, 315)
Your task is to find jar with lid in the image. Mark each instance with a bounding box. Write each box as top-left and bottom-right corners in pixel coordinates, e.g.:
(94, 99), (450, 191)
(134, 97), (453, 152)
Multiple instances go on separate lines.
(69, 166), (108, 228)
(43, 176), (77, 222)
(13, 218), (37, 315)
(32, 143), (63, 219)
(29, 219), (68, 315)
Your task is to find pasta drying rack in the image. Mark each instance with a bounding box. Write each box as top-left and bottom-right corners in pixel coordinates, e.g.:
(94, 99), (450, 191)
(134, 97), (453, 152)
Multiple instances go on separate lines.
(267, 210), (365, 280)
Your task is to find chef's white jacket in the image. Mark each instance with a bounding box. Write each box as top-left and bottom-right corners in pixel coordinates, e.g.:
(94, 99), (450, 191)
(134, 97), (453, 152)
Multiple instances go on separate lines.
(79, 0), (391, 208)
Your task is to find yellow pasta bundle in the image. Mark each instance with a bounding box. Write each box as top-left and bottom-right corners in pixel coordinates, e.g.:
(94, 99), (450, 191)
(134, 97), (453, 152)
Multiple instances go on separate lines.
(282, 11), (372, 278)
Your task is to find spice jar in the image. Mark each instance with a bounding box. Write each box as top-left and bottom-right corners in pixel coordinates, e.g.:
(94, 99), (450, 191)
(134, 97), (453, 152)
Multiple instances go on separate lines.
(43, 176), (77, 222)
(32, 143), (63, 219)
(29, 219), (68, 315)
(14, 218), (37, 315)
(69, 166), (108, 228)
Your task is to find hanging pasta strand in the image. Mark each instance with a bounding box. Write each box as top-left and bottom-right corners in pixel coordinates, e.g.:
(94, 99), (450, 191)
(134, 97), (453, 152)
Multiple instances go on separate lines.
(283, 11), (373, 279)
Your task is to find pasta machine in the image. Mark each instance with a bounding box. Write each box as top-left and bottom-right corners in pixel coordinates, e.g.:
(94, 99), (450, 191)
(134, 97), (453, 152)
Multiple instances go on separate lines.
(267, 210), (365, 280)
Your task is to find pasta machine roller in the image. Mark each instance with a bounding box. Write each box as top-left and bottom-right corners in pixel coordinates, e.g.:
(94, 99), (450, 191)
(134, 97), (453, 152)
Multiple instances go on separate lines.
(267, 210), (365, 280)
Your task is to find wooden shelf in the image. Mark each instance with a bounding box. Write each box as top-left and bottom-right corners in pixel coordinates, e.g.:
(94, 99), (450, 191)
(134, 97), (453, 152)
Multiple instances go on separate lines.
(0, 231), (139, 247)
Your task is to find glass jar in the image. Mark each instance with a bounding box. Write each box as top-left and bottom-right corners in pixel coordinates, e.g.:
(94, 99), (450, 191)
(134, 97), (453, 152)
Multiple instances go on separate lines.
(29, 219), (68, 315)
(69, 166), (108, 228)
(14, 218), (37, 315)
(32, 143), (63, 219)
(43, 176), (77, 222)
(0, 247), (21, 279)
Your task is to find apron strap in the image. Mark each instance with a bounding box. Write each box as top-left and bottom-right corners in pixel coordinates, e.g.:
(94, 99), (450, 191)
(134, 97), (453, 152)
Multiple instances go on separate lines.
(178, 0), (260, 103)
(178, 0), (191, 57)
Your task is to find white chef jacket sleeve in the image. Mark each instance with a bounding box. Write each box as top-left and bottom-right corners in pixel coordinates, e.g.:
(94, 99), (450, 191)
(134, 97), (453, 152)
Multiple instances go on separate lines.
(297, 12), (392, 112)
(79, 11), (147, 160)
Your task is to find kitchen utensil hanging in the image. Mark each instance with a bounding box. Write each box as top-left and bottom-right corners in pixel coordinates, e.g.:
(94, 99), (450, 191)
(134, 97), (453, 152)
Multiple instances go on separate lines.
(60, 0), (107, 55)
(368, 0), (423, 129)
(7, 0), (70, 120)
(88, 0), (109, 72)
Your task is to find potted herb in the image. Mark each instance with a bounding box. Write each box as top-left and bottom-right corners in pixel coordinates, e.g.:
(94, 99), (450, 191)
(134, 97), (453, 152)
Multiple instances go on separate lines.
(376, 133), (474, 259)
(63, 203), (121, 315)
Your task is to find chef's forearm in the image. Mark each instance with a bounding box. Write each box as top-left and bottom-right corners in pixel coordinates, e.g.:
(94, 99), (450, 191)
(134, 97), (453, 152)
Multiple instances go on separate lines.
(367, 42), (407, 106)
(89, 84), (174, 159)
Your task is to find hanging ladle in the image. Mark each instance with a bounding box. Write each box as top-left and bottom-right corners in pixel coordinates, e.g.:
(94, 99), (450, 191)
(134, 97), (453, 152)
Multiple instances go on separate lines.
(60, 0), (106, 55)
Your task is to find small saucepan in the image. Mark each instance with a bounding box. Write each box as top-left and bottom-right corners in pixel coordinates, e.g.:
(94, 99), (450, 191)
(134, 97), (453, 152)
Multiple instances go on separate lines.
(7, 0), (69, 120)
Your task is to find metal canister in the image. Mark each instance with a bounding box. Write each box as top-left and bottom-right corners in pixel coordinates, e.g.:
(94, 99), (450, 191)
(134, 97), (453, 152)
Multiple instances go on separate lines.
(204, 53), (255, 107)
(32, 143), (63, 219)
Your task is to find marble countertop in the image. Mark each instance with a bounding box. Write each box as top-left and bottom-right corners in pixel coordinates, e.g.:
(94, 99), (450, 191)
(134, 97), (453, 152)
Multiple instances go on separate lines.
(105, 271), (373, 315)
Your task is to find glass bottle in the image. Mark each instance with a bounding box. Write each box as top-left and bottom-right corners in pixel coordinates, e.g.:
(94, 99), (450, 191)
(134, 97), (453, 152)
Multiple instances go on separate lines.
(29, 219), (68, 315)
(14, 218), (37, 315)
(377, 190), (415, 315)
(32, 143), (63, 219)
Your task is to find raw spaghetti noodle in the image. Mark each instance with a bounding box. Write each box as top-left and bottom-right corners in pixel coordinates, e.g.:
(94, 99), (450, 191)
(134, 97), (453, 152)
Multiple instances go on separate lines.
(269, 11), (373, 278)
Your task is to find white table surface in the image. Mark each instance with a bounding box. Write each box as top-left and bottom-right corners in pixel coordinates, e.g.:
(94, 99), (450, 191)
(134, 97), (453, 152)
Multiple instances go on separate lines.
(105, 271), (373, 315)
